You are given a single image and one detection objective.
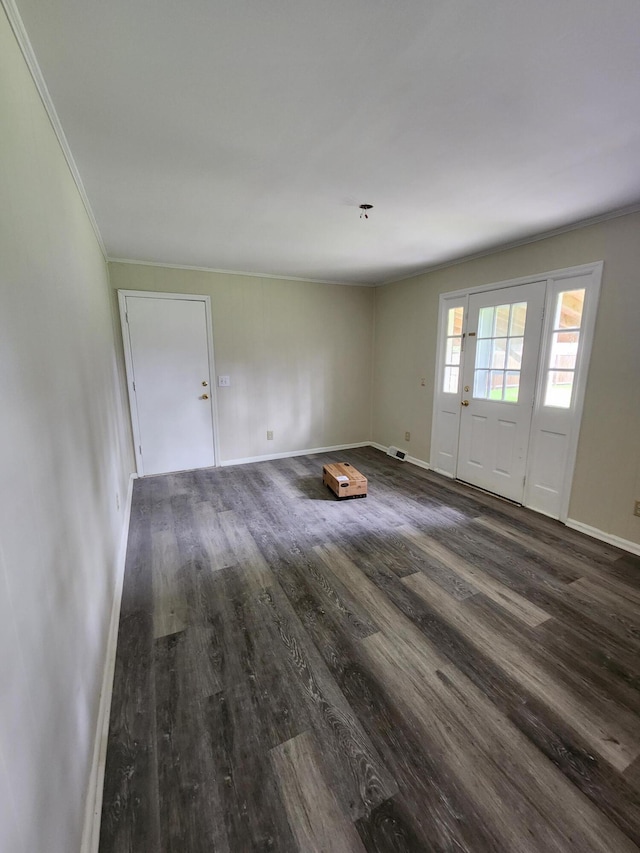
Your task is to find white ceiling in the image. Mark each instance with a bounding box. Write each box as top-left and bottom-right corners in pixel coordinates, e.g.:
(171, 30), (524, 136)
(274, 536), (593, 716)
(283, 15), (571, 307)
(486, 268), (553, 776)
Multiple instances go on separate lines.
(14, 0), (640, 284)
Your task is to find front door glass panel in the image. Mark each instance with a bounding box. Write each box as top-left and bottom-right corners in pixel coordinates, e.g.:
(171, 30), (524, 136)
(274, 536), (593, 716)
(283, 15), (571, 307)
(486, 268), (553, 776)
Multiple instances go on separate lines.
(473, 301), (527, 402)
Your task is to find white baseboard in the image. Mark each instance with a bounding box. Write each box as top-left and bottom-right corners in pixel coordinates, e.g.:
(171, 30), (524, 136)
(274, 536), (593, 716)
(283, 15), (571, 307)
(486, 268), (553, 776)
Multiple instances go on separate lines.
(220, 441), (371, 467)
(81, 472), (137, 853)
(368, 442), (431, 472)
(430, 466), (455, 478)
(565, 518), (640, 557)
(221, 442), (432, 472)
(406, 454), (430, 471)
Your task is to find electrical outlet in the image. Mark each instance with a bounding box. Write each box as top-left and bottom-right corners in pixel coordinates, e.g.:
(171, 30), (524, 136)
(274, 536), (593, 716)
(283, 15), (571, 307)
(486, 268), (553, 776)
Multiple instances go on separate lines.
(405, 431), (411, 442)
(218, 375), (231, 387)
(634, 500), (640, 517)
(267, 430), (274, 440)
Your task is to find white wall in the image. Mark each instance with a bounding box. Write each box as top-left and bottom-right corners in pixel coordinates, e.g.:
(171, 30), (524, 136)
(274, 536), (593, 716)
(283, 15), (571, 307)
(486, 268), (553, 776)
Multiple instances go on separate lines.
(109, 262), (375, 462)
(373, 211), (640, 548)
(0, 7), (132, 852)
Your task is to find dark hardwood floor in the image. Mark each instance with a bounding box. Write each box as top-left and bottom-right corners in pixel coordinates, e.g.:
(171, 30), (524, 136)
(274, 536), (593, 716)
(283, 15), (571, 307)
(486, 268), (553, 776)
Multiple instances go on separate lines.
(100, 447), (640, 852)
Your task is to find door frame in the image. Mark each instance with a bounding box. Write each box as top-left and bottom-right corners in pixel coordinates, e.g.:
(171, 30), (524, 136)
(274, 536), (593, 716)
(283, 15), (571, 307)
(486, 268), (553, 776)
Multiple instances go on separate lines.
(118, 289), (221, 475)
(430, 261), (603, 521)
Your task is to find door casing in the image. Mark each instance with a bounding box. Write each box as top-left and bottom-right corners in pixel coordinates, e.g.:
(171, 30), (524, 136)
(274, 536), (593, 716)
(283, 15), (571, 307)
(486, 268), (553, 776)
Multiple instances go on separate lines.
(118, 289), (221, 475)
(430, 261), (603, 521)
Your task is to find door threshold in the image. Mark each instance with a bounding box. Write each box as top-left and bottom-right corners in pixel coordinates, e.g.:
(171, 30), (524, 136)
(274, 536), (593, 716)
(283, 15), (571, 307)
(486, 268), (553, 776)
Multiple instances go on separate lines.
(455, 478), (522, 506)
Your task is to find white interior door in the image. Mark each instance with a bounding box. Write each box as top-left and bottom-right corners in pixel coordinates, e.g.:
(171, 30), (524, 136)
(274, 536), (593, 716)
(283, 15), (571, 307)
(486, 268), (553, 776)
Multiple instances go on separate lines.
(456, 281), (545, 502)
(122, 293), (216, 475)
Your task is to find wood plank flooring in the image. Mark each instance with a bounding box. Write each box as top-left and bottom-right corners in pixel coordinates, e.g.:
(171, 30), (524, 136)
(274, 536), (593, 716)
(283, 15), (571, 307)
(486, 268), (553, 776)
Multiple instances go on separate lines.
(100, 447), (640, 852)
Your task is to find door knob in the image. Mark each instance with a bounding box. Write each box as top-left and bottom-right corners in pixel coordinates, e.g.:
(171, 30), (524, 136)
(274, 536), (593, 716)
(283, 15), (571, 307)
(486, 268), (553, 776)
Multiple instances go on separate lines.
(201, 394), (209, 400)
(461, 400), (470, 406)
(202, 380), (208, 387)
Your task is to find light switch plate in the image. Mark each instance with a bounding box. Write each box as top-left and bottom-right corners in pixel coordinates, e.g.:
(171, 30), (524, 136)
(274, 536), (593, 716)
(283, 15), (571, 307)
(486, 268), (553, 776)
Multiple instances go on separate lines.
(218, 375), (231, 387)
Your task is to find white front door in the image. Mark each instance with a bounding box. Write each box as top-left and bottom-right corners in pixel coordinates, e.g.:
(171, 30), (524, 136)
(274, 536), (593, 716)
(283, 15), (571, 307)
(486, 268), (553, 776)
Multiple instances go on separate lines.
(456, 281), (545, 502)
(122, 293), (216, 475)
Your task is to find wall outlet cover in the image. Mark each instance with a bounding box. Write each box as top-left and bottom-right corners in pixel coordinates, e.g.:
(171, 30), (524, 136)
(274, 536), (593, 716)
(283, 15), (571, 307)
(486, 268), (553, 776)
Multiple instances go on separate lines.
(218, 375), (231, 387)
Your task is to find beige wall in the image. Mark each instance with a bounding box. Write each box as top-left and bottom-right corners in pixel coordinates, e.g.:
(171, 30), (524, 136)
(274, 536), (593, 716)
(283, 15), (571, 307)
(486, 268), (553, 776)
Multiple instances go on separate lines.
(109, 262), (375, 463)
(373, 211), (640, 547)
(0, 9), (133, 853)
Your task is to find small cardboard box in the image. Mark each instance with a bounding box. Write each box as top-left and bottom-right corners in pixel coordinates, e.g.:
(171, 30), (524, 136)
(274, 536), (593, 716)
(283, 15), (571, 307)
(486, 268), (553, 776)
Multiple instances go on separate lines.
(322, 462), (367, 499)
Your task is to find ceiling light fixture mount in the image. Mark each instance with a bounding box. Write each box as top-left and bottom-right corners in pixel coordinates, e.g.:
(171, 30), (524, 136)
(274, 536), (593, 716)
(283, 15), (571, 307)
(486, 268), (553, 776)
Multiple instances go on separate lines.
(359, 204), (373, 219)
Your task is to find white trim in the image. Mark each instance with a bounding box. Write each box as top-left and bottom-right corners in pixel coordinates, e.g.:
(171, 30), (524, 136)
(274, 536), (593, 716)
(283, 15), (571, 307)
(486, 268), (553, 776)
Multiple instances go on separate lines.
(430, 296), (446, 472)
(427, 261), (602, 302)
(406, 455), (430, 471)
(81, 472), (137, 853)
(118, 289), (219, 302)
(3, 0), (637, 292)
(202, 297), (222, 467)
(378, 203), (640, 287)
(108, 257), (373, 288)
(367, 443), (430, 471)
(221, 442), (372, 467)
(1, 0), (107, 257)
(430, 466), (455, 478)
(565, 519), (640, 558)
(117, 290), (221, 474)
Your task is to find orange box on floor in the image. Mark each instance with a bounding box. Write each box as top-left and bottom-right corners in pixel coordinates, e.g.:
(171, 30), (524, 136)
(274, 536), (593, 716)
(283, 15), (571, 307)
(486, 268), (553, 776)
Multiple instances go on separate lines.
(322, 462), (367, 499)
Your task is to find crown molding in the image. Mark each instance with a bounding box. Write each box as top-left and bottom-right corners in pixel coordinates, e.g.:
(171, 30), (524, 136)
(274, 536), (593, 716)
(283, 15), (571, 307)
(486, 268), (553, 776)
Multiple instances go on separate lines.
(2, 0), (107, 258)
(107, 257), (375, 287)
(378, 201), (640, 287)
(7, 0), (638, 288)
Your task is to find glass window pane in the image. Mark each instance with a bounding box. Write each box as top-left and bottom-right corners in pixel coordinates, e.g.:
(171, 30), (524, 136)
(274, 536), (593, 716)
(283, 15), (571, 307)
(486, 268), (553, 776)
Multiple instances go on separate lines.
(443, 366), (459, 394)
(549, 330), (579, 370)
(507, 337), (523, 369)
(447, 306), (464, 336)
(445, 336), (461, 365)
(491, 338), (507, 369)
(505, 371), (520, 403)
(509, 302), (527, 336)
(473, 369), (489, 398)
(494, 305), (510, 337)
(544, 370), (575, 408)
(554, 289), (585, 330)
(489, 370), (505, 400)
(476, 338), (491, 369)
(478, 306), (494, 338)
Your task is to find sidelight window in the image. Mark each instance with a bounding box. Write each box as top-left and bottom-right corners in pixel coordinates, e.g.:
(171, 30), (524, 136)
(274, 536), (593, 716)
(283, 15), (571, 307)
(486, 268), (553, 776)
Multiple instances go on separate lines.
(543, 289), (585, 408)
(443, 305), (464, 394)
